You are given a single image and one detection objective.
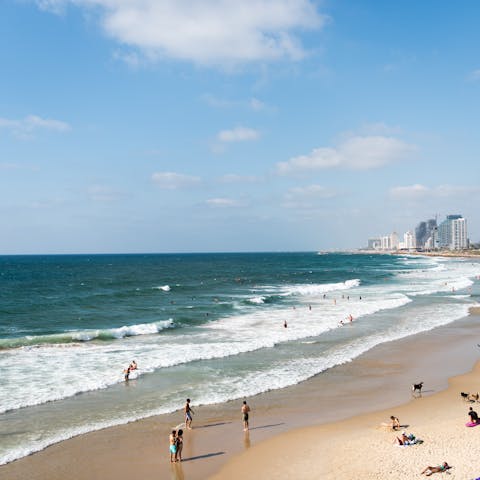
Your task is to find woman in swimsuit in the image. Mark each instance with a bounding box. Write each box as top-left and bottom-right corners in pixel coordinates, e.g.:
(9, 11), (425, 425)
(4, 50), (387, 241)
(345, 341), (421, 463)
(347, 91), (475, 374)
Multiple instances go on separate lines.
(421, 462), (450, 476)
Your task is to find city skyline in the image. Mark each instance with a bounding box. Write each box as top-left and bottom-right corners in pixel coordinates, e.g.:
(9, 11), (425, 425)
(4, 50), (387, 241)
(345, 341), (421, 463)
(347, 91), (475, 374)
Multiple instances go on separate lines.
(368, 213), (471, 251)
(1, 1), (480, 254)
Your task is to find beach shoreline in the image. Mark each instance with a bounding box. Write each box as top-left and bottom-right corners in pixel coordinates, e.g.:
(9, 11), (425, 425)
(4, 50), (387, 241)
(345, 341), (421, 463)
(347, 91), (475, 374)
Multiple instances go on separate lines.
(214, 313), (480, 479)
(2, 308), (480, 480)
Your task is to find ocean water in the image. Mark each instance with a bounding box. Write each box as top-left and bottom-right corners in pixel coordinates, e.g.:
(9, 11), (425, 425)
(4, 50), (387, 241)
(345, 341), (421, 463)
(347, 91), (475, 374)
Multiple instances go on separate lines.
(1, 252), (479, 464)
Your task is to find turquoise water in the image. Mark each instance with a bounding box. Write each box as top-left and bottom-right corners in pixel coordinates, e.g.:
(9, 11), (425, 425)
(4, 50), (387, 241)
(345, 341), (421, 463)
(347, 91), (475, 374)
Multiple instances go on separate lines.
(0, 252), (479, 464)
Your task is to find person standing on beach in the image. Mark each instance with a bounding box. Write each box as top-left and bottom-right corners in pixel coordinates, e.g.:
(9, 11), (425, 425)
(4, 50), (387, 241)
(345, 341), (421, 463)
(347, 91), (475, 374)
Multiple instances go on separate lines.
(185, 399), (194, 429)
(242, 400), (251, 431)
(169, 430), (177, 463)
(175, 429), (184, 462)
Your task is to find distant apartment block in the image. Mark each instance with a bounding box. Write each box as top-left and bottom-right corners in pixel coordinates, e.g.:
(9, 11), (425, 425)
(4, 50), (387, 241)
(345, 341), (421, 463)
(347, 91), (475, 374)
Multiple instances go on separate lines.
(437, 214), (468, 250)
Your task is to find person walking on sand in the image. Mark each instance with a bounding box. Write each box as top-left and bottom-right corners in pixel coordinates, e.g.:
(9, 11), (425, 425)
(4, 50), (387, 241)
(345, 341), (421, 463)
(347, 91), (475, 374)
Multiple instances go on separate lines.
(185, 399), (194, 429)
(169, 430), (177, 463)
(242, 400), (251, 431)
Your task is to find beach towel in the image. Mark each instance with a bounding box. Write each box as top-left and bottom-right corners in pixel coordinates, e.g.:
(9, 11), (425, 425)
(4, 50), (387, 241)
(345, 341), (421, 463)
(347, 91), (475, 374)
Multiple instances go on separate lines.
(465, 421), (480, 427)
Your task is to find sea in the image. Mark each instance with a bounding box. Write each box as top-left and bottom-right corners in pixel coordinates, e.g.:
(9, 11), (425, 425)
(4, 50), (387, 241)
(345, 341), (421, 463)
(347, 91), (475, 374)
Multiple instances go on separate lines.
(1, 252), (479, 465)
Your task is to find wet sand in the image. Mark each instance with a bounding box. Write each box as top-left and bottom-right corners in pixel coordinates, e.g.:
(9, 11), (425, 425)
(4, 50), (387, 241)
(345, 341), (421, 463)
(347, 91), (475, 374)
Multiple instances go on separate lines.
(2, 313), (480, 480)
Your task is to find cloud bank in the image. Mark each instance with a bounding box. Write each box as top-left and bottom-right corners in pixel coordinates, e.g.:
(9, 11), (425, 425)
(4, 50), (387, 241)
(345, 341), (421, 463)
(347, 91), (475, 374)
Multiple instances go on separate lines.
(36, 0), (326, 66)
(277, 135), (415, 174)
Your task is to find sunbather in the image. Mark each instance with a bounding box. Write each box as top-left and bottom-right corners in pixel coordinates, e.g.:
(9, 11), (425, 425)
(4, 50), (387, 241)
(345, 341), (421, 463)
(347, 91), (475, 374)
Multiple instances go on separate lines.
(421, 462), (451, 476)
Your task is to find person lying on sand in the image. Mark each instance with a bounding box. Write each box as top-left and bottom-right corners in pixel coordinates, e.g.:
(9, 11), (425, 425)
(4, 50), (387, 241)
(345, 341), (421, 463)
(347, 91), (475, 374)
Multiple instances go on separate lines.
(395, 431), (422, 445)
(421, 462), (451, 476)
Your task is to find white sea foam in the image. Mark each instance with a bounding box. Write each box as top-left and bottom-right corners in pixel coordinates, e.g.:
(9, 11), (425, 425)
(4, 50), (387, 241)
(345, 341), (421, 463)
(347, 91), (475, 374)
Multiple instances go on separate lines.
(278, 279), (360, 297)
(2, 255), (479, 465)
(248, 296), (266, 304)
(154, 285), (171, 291)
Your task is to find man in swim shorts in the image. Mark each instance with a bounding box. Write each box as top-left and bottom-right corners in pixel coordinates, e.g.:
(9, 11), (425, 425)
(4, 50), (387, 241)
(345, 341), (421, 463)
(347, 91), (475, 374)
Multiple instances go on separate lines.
(242, 400), (251, 431)
(185, 399), (194, 429)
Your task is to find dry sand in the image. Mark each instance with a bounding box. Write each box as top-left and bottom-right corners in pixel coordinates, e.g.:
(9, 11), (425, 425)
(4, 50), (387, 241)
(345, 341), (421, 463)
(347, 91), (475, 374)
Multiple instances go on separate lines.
(213, 363), (480, 480)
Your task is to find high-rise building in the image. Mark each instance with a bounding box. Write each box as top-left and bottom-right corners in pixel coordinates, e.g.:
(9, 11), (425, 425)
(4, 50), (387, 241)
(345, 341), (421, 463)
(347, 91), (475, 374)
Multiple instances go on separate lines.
(415, 218), (437, 249)
(403, 231), (415, 250)
(437, 215), (468, 250)
(367, 238), (381, 250)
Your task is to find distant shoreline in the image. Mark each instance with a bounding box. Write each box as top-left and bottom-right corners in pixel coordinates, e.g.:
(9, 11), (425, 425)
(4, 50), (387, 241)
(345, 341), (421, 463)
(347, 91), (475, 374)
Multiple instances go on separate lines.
(353, 249), (480, 258)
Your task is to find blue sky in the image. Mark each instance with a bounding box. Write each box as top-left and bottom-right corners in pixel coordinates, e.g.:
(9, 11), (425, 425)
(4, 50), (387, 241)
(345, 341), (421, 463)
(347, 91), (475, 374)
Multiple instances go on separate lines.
(1, 0), (479, 254)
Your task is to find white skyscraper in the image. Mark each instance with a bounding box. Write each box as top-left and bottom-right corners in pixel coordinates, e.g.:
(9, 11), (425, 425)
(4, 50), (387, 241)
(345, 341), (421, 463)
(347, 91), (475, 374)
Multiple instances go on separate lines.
(437, 215), (468, 250)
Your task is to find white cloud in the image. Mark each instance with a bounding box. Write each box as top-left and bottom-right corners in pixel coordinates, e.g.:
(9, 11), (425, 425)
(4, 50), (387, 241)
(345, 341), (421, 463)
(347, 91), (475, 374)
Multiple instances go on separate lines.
(152, 172), (201, 189)
(206, 197), (242, 207)
(35, 0), (326, 66)
(468, 69), (480, 82)
(217, 126), (260, 143)
(0, 114), (70, 138)
(389, 184), (480, 200)
(201, 94), (268, 111)
(277, 134), (415, 174)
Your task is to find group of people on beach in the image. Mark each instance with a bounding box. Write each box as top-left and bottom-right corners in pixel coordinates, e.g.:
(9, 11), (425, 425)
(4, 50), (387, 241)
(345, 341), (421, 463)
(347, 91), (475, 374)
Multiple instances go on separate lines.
(381, 402), (480, 475)
(168, 398), (251, 462)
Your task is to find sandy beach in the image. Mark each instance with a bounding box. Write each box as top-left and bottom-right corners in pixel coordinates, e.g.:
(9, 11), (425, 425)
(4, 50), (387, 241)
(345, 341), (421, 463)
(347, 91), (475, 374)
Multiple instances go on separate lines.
(2, 308), (480, 480)
(214, 357), (480, 480)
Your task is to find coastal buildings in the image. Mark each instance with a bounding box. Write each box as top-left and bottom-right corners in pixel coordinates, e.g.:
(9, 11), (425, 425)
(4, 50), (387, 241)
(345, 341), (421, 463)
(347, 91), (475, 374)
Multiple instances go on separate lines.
(415, 219), (437, 249)
(367, 214), (469, 252)
(437, 215), (468, 250)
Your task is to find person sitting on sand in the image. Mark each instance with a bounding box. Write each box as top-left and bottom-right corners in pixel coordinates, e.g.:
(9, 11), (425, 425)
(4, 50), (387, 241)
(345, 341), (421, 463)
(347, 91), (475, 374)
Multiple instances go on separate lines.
(390, 415), (400, 430)
(421, 462), (451, 476)
(469, 406), (479, 424)
(395, 431), (421, 445)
